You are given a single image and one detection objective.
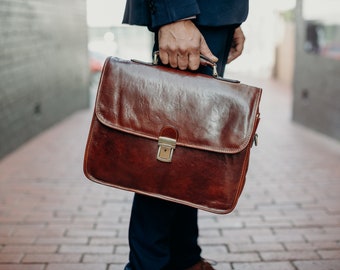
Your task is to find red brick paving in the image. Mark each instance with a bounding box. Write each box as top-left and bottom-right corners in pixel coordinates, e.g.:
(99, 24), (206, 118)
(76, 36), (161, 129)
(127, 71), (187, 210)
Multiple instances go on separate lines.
(1, 77), (340, 270)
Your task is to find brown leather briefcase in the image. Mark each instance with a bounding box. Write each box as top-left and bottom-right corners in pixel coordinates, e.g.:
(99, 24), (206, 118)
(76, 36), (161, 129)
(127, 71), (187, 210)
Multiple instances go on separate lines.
(83, 56), (262, 214)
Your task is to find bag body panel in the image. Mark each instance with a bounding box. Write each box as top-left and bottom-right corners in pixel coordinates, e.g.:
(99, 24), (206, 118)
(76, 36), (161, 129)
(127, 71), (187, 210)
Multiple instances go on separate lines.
(83, 56), (262, 214)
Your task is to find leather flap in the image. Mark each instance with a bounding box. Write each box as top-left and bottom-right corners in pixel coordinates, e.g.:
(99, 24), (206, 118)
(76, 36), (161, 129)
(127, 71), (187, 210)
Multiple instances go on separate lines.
(95, 57), (262, 154)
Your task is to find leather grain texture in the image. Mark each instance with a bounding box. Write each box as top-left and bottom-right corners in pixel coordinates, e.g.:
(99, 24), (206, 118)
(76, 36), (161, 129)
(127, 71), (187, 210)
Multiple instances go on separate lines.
(84, 57), (262, 214)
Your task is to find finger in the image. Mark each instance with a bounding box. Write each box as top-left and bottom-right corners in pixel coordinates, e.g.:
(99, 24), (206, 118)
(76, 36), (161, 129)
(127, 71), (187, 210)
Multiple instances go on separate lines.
(235, 40), (245, 55)
(227, 50), (239, 64)
(227, 44), (243, 64)
(227, 51), (236, 64)
(177, 53), (189, 70)
(168, 51), (178, 68)
(188, 52), (200, 70)
(159, 50), (169, 65)
(227, 27), (245, 64)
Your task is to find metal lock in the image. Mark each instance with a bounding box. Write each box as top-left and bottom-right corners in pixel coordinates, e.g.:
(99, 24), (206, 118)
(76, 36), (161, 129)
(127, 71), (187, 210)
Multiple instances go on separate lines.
(157, 136), (176, 163)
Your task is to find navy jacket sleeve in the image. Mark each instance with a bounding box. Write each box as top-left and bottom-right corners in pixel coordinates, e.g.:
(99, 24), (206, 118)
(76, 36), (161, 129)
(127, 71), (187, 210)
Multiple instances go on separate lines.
(195, 0), (248, 27)
(122, 0), (150, 26)
(123, 0), (200, 30)
(149, 0), (200, 29)
(123, 0), (249, 29)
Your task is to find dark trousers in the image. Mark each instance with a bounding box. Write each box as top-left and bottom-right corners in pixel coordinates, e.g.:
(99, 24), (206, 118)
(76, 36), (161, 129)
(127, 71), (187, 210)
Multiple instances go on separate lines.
(125, 24), (237, 270)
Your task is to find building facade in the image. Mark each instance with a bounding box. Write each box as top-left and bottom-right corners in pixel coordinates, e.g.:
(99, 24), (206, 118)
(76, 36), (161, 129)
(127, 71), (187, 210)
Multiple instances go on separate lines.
(0, 0), (89, 158)
(293, 0), (340, 141)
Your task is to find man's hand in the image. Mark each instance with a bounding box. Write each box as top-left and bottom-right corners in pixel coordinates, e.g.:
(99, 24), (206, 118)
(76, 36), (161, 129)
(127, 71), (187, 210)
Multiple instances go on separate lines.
(158, 20), (218, 70)
(227, 27), (245, 64)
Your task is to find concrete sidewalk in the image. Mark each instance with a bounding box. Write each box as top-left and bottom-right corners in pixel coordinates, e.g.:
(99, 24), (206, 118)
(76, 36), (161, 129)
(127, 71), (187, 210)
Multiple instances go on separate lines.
(0, 76), (340, 270)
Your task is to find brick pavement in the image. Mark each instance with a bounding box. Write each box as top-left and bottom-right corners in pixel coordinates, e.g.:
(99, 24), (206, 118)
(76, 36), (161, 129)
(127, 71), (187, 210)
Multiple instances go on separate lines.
(0, 76), (340, 270)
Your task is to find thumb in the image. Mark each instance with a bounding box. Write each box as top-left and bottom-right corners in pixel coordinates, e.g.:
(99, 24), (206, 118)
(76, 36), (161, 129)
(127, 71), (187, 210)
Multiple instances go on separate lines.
(200, 35), (218, 63)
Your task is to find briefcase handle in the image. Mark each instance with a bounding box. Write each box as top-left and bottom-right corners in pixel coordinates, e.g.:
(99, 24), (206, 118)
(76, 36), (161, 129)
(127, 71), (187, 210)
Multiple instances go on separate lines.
(152, 51), (218, 78)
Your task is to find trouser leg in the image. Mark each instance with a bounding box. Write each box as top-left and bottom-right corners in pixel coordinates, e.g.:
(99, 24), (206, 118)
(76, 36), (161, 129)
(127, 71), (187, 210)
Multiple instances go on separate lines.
(168, 204), (201, 269)
(125, 194), (200, 270)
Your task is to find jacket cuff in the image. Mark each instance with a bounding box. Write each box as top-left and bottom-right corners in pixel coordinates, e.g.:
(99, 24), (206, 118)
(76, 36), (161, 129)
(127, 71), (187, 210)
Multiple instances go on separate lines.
(148, 0), (200, 29)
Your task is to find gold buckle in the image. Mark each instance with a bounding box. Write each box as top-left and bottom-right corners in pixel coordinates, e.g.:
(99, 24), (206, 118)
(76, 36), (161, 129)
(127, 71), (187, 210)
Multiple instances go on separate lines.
(157, 136), (176, 163)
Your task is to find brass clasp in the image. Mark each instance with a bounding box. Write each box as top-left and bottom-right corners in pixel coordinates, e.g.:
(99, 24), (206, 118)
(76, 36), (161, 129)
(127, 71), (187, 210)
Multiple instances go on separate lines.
(157, 136), (176, 163)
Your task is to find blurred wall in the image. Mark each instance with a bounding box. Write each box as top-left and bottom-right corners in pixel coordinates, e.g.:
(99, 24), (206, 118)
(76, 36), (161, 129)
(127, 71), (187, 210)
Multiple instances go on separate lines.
(0, 0), (89, 158)
(293, 0), (340, 141)
(226, 1), (297, 80)
(273, 21), (295, 85)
